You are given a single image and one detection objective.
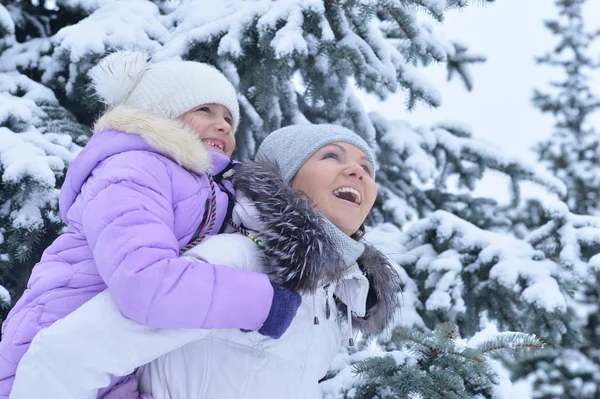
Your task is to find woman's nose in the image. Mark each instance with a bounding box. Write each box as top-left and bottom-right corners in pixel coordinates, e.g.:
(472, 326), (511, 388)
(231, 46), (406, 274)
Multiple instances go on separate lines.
(344, 163), (365, 180)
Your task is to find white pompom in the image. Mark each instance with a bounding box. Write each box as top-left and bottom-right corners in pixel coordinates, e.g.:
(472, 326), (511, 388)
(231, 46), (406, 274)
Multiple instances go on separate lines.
(88, 51), (149, 106)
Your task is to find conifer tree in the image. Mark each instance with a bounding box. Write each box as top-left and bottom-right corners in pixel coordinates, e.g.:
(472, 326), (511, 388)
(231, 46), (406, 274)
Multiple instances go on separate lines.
(533, 0), (600, 216)
(517, 1), (600, 397)
(0, 2), (88, 317)
(0, 70), (87, 319)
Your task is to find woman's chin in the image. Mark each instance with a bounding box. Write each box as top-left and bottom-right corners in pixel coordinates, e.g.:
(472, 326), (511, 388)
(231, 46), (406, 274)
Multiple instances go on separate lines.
(327, 216), (362, 237)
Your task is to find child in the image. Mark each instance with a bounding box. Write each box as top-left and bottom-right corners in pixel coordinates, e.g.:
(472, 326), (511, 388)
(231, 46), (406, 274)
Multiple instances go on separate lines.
(11, 124), (401, 399)
(0, 51), (299, 398)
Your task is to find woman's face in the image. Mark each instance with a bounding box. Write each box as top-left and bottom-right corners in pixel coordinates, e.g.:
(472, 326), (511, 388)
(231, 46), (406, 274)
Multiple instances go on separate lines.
(291, 142), (376, 236)
(180, 104), (236, 157)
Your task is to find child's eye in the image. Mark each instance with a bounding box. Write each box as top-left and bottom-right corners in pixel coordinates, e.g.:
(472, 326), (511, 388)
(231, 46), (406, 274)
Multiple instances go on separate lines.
(197, 106), (210, 112)
(225, 117), (232, 126)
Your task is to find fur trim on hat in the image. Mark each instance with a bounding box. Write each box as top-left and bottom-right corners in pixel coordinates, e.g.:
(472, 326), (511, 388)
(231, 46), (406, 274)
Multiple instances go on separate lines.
(94, 105), (211, 175)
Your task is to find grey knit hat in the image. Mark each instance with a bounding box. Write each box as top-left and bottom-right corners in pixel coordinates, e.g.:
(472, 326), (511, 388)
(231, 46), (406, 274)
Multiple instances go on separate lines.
(255, 124), (376, 182)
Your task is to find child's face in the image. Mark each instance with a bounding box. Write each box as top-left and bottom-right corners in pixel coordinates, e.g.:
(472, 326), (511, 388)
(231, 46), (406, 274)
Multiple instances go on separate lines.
(180, 104), (236, 157)
(291, 142), (376, 236)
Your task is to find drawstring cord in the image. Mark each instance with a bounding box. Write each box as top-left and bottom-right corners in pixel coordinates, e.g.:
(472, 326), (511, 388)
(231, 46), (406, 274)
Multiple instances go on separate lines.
(313, 295), (319, 325)
(313, 285), (356, 346)
(180, 177), (217, 254)
(347, 306), (354, 346)
(228, 220), (265, 248)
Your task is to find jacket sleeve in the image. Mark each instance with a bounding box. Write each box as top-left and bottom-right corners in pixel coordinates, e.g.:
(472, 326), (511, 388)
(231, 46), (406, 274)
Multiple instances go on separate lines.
(10, 291), (208, 399)
(80, 151), (273, 329)
(181, 234), (260, 272)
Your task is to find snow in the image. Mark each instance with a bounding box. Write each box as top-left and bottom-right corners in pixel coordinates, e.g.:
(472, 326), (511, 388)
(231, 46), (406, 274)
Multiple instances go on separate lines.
(373, 114), (567, 205)
(421, 0), (448, 18)
(400, 66), (443, 107)
(1, 128), (64, 185)
(375, 117), (438, 183)
(0, 38), (52, 74)
(0, 284), (10, 306)
(56, 0), (118, 13)
(0, 4), (15, 41)
(269, 8), (308, 58)
(0, 73), (80, 229)
(321, 347), (410, 399)
(54, 0), (167, 60)
(380, 190), (417, 227)
(163, 0), (327, 60)
(44, 0), (168, 94)
(366, 224), (426, 330)
(404, 210), (569, 319)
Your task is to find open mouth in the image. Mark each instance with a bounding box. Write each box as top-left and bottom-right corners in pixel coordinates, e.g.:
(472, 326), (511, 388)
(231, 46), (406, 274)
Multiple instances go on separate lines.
(333, 187), (361, 205)
(201, 138), (225, 152)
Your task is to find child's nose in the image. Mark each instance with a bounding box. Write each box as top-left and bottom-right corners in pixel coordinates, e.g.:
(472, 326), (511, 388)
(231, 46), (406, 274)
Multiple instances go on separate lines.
(214, 118), (232, 136)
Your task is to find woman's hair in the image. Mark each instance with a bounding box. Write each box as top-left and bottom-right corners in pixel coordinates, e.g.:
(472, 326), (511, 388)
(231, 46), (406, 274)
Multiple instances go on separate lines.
(351, 224), (366, 241)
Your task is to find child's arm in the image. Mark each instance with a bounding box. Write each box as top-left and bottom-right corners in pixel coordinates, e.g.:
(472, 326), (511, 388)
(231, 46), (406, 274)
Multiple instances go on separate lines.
(78, 151), (272, 330)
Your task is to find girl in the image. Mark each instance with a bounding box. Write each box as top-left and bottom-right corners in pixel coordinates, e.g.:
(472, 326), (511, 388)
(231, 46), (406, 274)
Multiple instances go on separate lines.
(0, 52), (300, 398)
(11, 124), (401, 399)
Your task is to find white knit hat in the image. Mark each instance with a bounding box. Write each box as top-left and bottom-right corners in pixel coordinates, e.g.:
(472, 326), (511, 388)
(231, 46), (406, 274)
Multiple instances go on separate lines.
(88, 51), (240, 132)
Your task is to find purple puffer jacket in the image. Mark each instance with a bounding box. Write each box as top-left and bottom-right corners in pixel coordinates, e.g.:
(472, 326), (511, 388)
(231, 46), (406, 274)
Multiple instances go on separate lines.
(0, 106), (274, 398)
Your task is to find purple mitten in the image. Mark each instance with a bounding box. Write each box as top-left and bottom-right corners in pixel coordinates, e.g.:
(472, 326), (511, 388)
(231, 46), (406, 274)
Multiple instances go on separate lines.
(257, 283), (301, 339)
(100, 375), (142, 399)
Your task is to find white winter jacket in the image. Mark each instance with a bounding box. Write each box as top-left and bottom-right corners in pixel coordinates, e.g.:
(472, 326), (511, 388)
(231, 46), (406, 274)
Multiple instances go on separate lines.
(138, 234), (369, 399)
(11, 161), (400, 399)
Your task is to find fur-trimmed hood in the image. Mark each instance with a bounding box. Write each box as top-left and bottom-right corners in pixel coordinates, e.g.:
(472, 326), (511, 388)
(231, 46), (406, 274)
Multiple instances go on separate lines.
(232, 161), (401, 334)
(349, 244), (402, 334)
(59, 105), (233, 221)
(94, 105), (212, 175)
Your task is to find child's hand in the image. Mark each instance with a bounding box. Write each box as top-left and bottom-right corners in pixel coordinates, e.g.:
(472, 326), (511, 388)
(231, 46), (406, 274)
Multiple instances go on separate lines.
(101, 374), (147, 399)
(241, 283), (301, 339)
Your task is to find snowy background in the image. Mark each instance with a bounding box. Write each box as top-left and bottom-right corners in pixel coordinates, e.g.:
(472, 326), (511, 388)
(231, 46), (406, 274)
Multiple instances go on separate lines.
(2, 0), (600, 397)
(359, 0), (600, 202)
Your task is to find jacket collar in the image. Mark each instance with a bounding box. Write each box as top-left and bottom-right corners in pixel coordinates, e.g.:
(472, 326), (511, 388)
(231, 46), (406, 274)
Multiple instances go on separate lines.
(94, 105), (214, 175)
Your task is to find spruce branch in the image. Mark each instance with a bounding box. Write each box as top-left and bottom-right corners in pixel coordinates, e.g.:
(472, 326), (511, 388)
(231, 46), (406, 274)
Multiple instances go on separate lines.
(351, 322), (537, 398)
(476, 332), (545, 357)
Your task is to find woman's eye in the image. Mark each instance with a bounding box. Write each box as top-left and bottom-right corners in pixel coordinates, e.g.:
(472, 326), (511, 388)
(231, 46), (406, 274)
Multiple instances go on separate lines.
(322, 152), (339, 160)
(197, 106), (210, 112)
(362, 165), (372, 175)
(225, 117), (232, 126)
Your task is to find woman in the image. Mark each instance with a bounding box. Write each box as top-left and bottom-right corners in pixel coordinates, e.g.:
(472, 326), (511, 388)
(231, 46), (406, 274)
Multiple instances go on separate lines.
(0, 51), (299, 398)
(10, 125), (401, 399)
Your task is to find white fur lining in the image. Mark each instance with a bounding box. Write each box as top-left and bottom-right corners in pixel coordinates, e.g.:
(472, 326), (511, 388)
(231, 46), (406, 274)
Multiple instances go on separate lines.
(93, 106), (211, 175)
